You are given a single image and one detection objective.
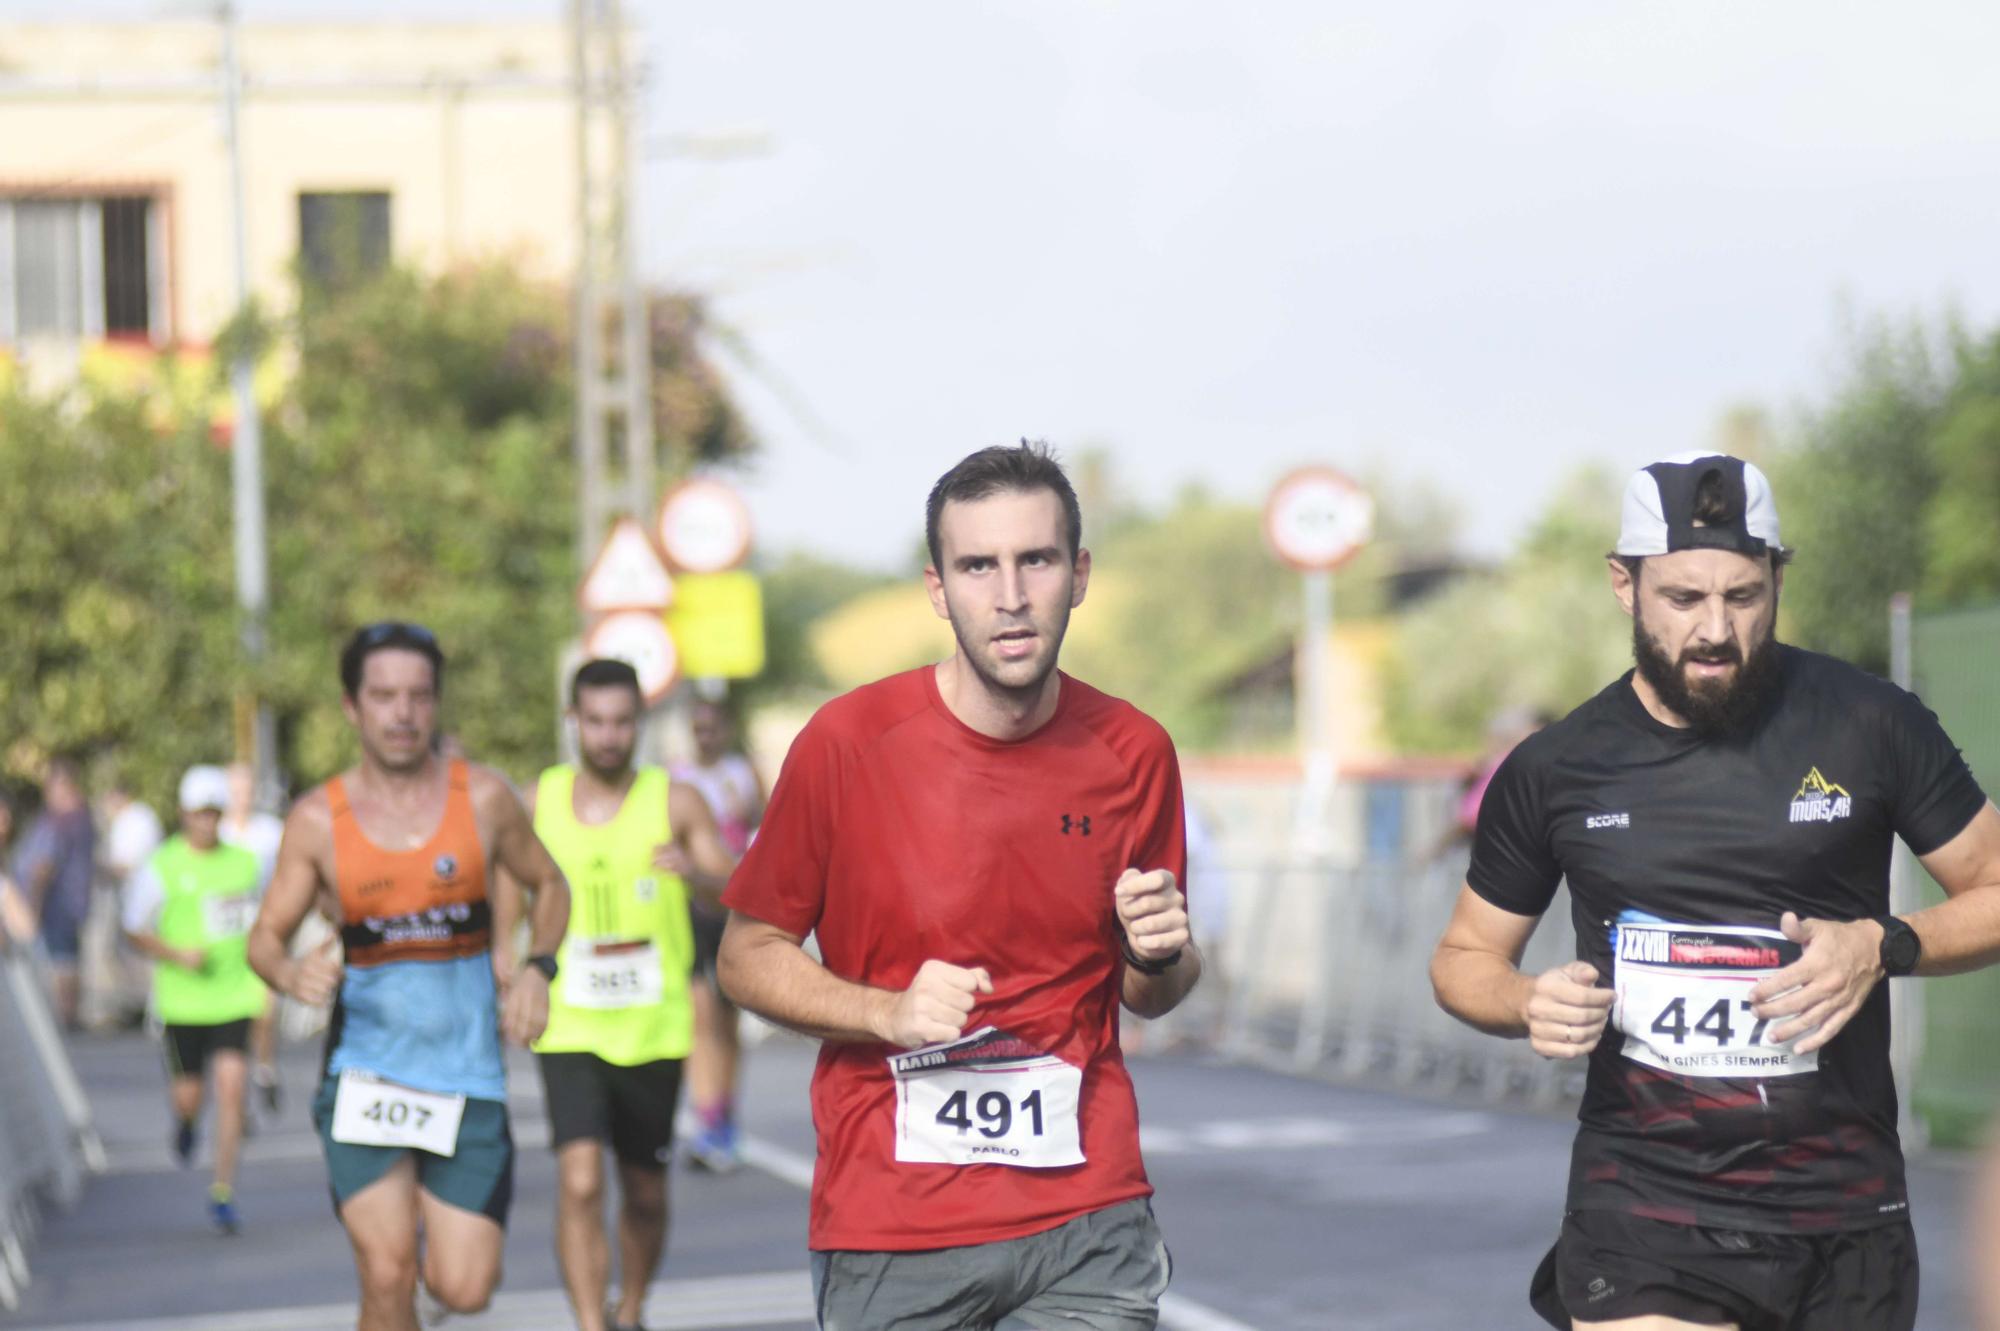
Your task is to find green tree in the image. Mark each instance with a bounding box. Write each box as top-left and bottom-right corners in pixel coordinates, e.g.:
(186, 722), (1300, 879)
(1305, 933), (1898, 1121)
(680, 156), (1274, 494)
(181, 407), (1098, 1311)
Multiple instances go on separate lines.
(1773, 318), (1951, 673)
(0, 262), (753, 802)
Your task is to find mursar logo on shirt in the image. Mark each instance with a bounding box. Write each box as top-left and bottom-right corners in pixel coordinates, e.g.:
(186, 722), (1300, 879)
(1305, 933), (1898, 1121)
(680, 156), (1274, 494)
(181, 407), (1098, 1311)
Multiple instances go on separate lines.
(1788, 767), (1852, 824)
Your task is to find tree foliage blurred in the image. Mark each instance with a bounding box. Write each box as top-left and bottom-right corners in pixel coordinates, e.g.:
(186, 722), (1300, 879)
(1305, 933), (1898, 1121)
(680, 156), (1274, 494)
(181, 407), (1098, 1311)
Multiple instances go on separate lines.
(1381, 465), (1631, 753)
(0, 263), (752, 806)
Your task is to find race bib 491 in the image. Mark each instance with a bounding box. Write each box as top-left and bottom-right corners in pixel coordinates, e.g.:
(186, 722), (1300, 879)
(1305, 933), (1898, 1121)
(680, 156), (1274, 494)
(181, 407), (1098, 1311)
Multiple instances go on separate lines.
(1612, 921), (1816, 1079)
(889, 1027), (1085, 1169)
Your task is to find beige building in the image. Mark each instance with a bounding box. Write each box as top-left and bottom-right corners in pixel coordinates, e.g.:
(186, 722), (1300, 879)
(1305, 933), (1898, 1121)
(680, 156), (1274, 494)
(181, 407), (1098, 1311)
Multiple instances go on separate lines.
(0, 19), (579, 359)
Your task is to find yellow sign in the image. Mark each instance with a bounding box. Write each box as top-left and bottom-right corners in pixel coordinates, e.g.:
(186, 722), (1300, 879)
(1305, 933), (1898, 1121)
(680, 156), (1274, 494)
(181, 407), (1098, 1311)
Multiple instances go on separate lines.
(666, 572), (765, 679)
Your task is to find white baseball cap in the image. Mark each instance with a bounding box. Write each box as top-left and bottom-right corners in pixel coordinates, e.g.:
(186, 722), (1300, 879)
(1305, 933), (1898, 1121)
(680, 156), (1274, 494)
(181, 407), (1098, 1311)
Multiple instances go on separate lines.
(178, 764), (232, 812)
(1615, 451), (1786, 559)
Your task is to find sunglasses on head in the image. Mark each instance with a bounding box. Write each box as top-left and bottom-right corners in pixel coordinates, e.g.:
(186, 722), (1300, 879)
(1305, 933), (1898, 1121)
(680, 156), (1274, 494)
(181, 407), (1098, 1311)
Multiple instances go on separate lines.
(354, 621), (439, 651)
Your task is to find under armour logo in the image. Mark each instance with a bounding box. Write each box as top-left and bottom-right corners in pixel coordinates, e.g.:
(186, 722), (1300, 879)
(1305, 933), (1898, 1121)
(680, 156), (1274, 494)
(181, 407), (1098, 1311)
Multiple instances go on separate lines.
(1060, 814), (1092, 836)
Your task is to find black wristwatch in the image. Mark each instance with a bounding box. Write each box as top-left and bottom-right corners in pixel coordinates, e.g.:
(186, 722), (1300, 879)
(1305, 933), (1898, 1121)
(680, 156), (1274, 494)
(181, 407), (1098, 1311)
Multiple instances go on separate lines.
(1873, 916), (1920, 978)
(526, 953), (559, 982)
(1121, 936), (1182, 976)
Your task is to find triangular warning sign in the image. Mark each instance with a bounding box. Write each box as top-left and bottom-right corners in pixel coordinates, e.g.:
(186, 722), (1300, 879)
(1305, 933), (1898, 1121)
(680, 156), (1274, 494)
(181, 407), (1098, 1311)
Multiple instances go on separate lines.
(579, 517), (674, 612)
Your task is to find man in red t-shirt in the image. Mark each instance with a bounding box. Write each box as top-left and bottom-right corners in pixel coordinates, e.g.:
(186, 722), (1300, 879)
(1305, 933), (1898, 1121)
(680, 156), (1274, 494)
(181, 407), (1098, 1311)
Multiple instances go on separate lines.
(719, 441), (1201, 1330)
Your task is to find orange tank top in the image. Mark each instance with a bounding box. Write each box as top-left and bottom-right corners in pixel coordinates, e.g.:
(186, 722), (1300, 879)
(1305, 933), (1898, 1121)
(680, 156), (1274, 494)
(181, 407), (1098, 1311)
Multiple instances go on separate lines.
(330, 759), (490, 968)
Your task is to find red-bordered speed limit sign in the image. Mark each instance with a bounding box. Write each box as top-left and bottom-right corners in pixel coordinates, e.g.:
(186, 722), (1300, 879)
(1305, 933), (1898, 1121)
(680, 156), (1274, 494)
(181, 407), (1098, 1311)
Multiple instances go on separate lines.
(1263, 467), (1373, 571)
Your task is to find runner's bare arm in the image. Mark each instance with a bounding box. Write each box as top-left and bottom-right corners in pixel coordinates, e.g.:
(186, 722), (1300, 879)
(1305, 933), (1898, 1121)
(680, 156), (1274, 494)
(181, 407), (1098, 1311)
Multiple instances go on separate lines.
(1753, 800), (2000, 1052)
(1114, 867), (1203, 1017)
(475, 768), (568, 1044)
(659, 782), (736, 903)
(1431, 884), (1610, 1057)
(247, 791), (343, 1004)
(718, 911), (991, 1048)
(486, 784), (536, 984)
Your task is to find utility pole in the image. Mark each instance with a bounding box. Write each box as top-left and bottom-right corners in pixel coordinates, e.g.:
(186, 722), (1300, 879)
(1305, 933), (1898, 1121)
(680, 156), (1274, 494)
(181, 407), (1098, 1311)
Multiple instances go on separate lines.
(570, 0), (653, 579)
(219, 2), (276, 799)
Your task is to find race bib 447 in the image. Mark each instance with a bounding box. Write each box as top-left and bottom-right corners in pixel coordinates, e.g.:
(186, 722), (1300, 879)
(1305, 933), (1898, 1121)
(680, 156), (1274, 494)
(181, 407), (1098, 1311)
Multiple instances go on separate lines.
(1612, 921), (1815, 1078)
(889, 1027), (1085, 1169)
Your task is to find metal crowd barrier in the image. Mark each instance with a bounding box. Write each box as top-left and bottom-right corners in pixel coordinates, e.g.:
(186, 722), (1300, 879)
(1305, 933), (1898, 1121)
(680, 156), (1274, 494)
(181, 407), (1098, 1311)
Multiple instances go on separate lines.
(0, 939), (105, 1311)
(1208, 850), (1585, 1109)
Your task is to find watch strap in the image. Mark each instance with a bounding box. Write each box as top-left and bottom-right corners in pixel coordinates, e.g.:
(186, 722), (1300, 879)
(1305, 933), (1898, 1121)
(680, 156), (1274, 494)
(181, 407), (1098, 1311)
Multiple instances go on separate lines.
(526, 952), (559, 982)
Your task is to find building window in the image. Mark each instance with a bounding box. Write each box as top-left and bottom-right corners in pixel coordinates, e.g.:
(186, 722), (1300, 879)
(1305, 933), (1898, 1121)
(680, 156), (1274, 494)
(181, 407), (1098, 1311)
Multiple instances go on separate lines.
(0, 194), (163, 344)
(298, 191), (391, 291)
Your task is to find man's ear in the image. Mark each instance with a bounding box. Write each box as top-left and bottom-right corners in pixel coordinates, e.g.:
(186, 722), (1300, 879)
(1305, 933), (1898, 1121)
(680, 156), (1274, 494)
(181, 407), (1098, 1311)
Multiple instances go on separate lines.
(1070, 547), (1090, 608)
(1608, 556), (1638, 619)
(924, 563), (950, 621)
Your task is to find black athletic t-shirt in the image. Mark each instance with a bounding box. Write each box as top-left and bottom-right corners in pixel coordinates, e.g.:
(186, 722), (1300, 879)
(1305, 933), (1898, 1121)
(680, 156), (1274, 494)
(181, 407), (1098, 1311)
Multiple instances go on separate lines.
(1470, 645), (1987, 1233)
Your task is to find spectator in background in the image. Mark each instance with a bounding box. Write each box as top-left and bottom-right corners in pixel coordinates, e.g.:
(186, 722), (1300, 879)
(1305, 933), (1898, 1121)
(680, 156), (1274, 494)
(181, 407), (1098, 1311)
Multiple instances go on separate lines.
(222, 761), (287, 1111)
(97, 768), (164, 1028)
(672, 698), (765, 1172)
(17, 757), (97, 1029)
(1429, 706), (1551, 862)
(0, 791), (33, 947)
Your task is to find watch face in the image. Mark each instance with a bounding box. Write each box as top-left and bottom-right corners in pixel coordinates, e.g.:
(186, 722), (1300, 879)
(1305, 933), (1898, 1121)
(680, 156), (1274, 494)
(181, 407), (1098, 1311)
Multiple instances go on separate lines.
(1884, 924), (1920, 974)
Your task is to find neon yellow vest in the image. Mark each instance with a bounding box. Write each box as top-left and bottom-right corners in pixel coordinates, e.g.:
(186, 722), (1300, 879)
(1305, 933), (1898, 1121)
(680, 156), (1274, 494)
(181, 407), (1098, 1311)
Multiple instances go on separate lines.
(150, 836), (268, 1026)
(532, 765), (694, 1064)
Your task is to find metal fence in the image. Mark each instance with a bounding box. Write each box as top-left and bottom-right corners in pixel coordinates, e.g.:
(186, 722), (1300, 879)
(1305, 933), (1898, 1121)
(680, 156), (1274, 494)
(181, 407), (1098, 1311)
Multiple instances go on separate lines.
(1193, 848), (1584, 1110)
(0, 939), (104, 1311)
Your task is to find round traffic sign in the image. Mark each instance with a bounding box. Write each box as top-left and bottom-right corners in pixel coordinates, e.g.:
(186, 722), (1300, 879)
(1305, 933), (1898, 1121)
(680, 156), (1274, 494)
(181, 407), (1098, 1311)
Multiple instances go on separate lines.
(1263, 466), (1374, 571)
(583, 610), (680, 705)
(657, 479), (753, 574)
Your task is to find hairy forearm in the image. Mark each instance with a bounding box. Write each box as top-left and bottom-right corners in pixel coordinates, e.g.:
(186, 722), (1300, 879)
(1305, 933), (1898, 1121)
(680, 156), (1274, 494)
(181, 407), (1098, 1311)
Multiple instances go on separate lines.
(1121, 943), (1203, 1018)
(718, 929), (892, 1044)
(524, 873), (569, 957)
(246, 926), (293, 992)
(1430, 944), (1534, 1037)
(1908, 883), (2000, 977)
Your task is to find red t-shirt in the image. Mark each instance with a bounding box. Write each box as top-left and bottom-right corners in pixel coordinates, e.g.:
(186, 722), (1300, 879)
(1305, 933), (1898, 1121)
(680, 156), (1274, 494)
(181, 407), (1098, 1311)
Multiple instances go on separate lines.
(722, 666), (1187, 1251)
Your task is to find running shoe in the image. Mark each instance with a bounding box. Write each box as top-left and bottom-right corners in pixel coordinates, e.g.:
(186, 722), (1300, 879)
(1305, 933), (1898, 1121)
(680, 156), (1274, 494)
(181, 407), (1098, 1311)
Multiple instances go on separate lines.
(208, 1185), (238, 1235)
(685, 1119), (740, 1174)
(172, 1118), (196, 1166)
(253, 1063), (282, 1115)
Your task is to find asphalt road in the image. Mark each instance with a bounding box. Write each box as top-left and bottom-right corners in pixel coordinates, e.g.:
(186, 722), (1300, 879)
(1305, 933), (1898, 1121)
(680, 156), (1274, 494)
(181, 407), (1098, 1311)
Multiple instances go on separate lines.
(3, 1028), (1976, 1331)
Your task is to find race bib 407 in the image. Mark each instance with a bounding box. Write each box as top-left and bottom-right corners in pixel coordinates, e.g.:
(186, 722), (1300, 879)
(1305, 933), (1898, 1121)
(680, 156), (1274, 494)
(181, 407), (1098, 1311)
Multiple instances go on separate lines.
(1612, 922), (1816, 1079)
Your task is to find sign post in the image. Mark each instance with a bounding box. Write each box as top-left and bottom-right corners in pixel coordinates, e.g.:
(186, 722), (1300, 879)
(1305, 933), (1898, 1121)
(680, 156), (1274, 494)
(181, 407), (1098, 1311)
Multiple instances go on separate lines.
(1262, 467), (1373, 859)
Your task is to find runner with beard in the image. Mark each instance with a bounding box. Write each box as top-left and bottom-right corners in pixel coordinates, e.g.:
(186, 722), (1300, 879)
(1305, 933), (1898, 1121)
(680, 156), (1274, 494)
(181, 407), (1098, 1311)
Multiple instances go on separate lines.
(248, 623), (571, 1331)
(1430, 452), (2000, 1331)
(718, 442), (1198, 1330)
(529, 658), (737, 1331)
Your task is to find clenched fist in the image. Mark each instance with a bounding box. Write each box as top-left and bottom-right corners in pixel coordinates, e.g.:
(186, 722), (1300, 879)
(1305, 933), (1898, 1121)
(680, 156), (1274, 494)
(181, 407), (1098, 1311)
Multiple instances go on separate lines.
(1524, 960), (1611, 1059)
(1114, 867), (1188, 966)
(873, 959), (993, 1049)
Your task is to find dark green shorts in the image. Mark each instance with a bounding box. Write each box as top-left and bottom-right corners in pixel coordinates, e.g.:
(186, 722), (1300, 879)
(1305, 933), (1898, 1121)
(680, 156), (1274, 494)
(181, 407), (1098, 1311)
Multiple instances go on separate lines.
(310, 1076), (514, 1225)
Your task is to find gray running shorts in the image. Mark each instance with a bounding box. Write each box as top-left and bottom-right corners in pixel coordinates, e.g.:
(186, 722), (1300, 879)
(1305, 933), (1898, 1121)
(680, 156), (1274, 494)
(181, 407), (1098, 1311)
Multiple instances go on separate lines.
(810, 1196), (1172, 1331)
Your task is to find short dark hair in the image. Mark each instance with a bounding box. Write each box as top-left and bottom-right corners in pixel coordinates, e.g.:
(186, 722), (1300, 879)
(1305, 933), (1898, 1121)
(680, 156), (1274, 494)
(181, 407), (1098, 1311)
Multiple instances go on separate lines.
(570, 657), (642, 707)
(340, 622), (445, 699)
(925, 440), (1082, 572)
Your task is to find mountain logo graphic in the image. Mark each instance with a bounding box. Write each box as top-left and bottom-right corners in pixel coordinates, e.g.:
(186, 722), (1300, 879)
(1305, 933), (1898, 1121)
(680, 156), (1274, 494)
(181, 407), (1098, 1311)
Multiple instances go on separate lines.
(1789, 767), (1853, 824)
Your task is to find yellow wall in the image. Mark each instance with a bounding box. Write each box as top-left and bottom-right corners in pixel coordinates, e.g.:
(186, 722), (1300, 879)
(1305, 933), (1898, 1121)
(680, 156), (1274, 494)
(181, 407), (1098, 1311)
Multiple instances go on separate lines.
(0, 21), (580, 347)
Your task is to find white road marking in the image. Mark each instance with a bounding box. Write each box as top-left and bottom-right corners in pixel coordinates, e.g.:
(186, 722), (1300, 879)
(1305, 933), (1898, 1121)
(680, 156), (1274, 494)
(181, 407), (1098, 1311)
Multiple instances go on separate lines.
(15, 1270), (813, 1331)
(1139, 1111), (1492, 1156)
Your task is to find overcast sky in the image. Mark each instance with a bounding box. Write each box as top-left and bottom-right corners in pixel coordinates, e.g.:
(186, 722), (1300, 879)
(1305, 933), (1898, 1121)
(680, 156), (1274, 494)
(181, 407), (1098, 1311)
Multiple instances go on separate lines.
(35, 1), (2000, 570)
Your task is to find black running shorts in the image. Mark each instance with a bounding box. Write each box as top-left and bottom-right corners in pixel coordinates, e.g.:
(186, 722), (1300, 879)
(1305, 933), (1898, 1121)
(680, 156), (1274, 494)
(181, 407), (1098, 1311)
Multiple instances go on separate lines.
(538, 1050), (684, 1168)
(1531, 1208), (1918, 1330)
(163, 1018), (251, 1079)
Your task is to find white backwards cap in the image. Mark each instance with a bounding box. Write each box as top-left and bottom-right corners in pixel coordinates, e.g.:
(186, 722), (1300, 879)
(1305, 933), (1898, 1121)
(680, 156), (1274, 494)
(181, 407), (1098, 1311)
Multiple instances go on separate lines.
(1615, 452), (1786, 559)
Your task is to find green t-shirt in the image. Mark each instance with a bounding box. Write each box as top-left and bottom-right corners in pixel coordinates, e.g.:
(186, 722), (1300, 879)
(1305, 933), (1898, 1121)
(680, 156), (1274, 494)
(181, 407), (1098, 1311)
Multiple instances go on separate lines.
(141, 836), (267, 1027)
